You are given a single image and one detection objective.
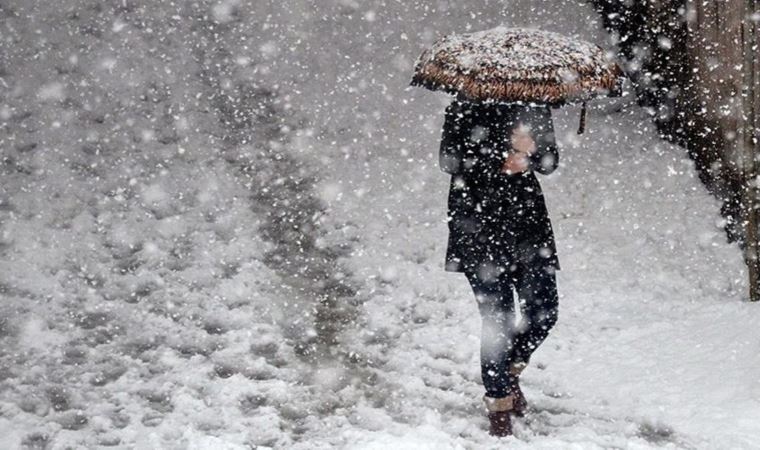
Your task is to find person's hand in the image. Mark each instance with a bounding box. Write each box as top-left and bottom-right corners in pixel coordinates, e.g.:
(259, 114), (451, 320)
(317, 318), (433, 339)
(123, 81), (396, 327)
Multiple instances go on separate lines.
(500, 152), (529, 175)
(510, 123), (536, 155)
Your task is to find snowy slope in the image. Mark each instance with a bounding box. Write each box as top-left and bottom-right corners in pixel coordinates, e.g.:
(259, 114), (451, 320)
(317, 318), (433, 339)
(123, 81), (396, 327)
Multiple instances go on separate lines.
(0, 1), (363, 448)
(1, 0), (758, 449)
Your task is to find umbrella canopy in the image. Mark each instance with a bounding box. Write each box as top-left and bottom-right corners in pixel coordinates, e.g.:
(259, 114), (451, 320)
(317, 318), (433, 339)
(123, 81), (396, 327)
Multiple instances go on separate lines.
(411, 27), (625, 132)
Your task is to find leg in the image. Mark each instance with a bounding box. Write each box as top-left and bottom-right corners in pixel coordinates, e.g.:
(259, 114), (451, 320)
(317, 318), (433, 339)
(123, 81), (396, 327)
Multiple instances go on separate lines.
(464, 268), (518, 399)
(510, 264), (559, 365)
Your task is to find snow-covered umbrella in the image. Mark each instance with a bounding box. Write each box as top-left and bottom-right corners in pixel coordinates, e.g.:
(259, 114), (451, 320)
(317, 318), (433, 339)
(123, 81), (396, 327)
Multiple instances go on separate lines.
(410, 26), (625, 133)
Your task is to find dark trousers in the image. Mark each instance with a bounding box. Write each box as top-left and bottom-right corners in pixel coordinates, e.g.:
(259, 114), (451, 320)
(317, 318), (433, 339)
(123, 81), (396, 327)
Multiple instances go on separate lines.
(464, 263), (559, 398)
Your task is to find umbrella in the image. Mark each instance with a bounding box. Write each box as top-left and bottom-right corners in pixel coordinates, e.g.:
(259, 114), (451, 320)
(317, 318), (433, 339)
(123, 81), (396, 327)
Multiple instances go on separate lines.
(410, 26), (625, 133)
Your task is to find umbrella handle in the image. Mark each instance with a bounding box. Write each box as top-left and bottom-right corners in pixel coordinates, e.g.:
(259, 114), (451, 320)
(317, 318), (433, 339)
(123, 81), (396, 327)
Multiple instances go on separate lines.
(577, 101), (586, 134)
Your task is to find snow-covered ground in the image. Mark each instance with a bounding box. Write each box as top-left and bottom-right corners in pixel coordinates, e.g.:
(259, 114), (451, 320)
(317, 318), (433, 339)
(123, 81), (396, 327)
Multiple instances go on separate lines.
(1, 0), (759, 448)
(321, 102), (758, 449)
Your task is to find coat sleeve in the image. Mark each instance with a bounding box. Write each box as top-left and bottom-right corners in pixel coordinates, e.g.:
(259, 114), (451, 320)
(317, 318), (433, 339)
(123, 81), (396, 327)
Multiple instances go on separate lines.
(438, 101), (467, 174)
(525, 107), (559, 175)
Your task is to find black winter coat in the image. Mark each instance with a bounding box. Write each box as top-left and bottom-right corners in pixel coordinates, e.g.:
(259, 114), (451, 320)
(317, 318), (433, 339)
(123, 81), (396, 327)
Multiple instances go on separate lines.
(440, 99), (561, 275)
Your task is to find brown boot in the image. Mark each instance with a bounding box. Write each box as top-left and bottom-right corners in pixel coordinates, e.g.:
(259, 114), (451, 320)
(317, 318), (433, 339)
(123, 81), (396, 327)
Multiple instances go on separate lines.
(509, 363), (528, 417)
(509, 380), (527, 417)
(483, 395), (513, 437)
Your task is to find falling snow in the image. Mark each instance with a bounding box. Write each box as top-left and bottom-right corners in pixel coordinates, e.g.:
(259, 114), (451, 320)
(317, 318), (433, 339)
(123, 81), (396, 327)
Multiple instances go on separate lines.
(1, 0), (759, 449)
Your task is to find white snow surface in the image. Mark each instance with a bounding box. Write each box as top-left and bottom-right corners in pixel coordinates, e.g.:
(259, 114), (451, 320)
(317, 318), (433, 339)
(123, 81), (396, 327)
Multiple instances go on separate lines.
(1, 0), (759, 449)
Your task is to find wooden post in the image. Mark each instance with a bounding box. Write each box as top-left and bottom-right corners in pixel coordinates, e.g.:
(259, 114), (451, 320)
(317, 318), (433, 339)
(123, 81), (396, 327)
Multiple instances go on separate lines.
(742, 0), (760, 301)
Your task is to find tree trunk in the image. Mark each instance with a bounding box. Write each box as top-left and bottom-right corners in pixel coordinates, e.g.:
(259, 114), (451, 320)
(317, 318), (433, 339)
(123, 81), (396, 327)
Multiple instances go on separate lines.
(741, 0), (760, 301)
(687, 0), (760, 300)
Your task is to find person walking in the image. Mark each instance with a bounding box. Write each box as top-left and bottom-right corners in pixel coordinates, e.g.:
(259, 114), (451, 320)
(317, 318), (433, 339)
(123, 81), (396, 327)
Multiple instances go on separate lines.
(439, 97), (561, 437)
